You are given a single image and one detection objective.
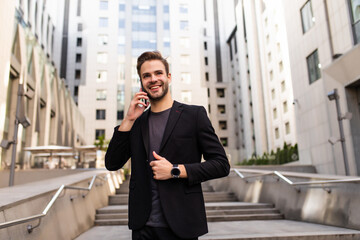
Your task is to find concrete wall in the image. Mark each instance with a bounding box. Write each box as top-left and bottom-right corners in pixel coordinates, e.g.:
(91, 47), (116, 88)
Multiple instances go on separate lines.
(0, 170), (122, 240)
(207, 169), (360, 230)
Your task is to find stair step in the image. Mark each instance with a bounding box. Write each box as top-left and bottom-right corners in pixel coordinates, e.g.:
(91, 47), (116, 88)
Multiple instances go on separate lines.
(205, 202), (274, 210)
(207, 213), (284, 222)
(206, 208), (280, 216)
(96, 213), (128, 220)
(94, 219), (128, 226)
(109, 192), (239, 205)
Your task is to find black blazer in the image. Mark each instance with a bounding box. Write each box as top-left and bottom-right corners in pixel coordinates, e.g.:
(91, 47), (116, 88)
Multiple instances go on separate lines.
(105, 101), (230, 239)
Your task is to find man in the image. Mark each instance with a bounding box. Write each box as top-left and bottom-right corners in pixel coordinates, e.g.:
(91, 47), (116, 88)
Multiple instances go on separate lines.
(105, 51), (230, 240)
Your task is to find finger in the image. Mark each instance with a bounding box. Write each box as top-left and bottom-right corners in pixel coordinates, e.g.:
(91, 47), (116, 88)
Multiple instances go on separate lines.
(152, 151), (162, 160)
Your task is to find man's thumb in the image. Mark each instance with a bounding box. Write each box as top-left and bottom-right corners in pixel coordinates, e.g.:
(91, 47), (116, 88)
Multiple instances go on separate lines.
(153, 151), (161, 160)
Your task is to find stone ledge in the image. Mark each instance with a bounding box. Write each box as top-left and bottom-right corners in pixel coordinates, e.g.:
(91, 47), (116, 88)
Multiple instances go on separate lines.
(0, 169), (109, 211)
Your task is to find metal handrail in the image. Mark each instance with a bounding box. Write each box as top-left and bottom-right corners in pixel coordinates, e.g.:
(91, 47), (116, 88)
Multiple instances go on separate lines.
(0, 173), (109, 233)
(232, 168), (360, 193)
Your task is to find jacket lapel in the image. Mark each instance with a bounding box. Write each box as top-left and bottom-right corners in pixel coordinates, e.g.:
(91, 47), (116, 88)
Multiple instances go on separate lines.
(140, 110), (150, 158)
(159, 101), (183, 152)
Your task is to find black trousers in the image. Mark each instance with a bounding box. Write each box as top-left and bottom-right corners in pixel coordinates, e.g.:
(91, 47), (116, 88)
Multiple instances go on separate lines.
(132, 226), (198, 240)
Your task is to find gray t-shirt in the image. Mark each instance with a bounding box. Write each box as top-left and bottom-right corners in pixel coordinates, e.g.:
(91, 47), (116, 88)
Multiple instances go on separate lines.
(146, 108), (171, 227)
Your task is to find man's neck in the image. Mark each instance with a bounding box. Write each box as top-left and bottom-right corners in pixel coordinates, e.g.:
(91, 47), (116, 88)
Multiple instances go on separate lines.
(150, 94), (173, 113)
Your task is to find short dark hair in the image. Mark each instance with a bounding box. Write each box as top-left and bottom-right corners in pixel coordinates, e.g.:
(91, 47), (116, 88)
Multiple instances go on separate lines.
(137, 51), (169, 79)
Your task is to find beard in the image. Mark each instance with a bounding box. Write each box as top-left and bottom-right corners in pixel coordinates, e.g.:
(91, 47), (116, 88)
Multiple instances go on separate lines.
(141, 81), (169, 102)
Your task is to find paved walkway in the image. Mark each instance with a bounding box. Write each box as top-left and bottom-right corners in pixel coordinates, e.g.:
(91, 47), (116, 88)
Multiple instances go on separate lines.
(74, 220), (360, 240)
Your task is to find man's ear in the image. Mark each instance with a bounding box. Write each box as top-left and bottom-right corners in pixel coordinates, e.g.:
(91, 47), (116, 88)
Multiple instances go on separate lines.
(167, 73), (172, 83)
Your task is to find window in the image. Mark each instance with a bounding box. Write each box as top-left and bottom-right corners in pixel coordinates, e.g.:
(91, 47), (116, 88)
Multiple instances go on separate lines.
(100, 0), (108, 10)
(74, 86), (79, 96)
(283, 101), (288, 113)
(77, 0), (82, 16)
(117, 110), (124, 120)
(205, 57), (208, 65)
(119, 3), (125, 11)
(99, 17), (108, 27)
(205, 72), (209, 81)
(97, 53), (108, 64)
(281, 81), (286, 92)
(180, 38), (190, 48)
(277, 42), (281, 53)
(207, 88), (210, 97)
(307, 49), (321, 84)
(180, 21), (189, 30)
(204, 42), (207, 50)
(180, 73), (191, 84)
(273, 108), (277, 119)
(268, 52), (271, 62)
(96, 89), (107, 100)
(349, 0), (360, 44)
(76, 54), (81, 63)
(275, 128), (279, 139)
(96, 71), (107, 82)
(75, 69), (81, 79)
(180, 55), (190, 65)
(229, 41), (233, 60)
(76, 38), (82, 47)
(98, 35), (108, 46)
(179, 4), (188, 14)
(266, 34), (269, 44)
(181, 91), (191, 103)
(96, 109), (106, 120)
(95, 129), (105, 139)
(269, 70), (273, 81)
(78, 23), (83, 31)
(271, 89), (275, 100)
(216, 88), (225, 98)
(219, 121), (227, 130)
(218, 105), (226, 114)
(279, 61), (283, 72)
(301, 0), (315, 33)
(220, 138), (228, 147)
(285, 122), (290, 134)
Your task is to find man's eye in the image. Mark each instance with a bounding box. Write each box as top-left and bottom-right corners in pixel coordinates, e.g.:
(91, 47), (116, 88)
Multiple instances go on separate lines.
(156, 72), (162, 75)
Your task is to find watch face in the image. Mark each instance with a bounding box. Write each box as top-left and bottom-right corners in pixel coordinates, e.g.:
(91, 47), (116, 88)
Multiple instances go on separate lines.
(171, 168), (180, 176)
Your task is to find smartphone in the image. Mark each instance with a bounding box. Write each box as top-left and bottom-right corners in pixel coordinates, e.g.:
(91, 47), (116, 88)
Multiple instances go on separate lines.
(139, 82), (149, 107)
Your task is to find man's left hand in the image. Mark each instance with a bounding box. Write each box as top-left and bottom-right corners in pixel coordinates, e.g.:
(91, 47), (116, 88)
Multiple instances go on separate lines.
(150, 151), (172, 180)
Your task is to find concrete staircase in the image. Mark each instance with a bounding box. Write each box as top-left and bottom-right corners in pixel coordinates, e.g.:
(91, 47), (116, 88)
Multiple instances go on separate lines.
(94, 185), (284, 226)
(74, 180), (360, 240)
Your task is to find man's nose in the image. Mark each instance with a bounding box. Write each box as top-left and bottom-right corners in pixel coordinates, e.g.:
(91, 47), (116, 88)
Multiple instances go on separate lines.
(150, 74), (157, 82)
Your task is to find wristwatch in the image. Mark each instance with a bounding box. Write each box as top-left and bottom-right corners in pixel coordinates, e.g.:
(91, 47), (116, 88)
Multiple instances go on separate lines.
(171, 164), (181, 178)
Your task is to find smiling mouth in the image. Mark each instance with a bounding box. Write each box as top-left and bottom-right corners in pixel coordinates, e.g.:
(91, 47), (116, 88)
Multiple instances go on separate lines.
(150, 85), (161, 90)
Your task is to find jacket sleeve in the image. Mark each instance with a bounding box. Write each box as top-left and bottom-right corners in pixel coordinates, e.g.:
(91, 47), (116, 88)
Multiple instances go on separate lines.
(105, 126), (131, 171)
(184, 107), (230, 185)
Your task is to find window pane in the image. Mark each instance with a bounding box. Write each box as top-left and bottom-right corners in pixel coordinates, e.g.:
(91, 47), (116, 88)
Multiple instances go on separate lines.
(96, 109), (106, 120)
(95, 129), (105, 139)
(99, 17), (108, 27)
(97, 53), (108, 64)
(307, 49), (321, 84)
(180, 4), (188, 14)
(98, 35), (108, 46)
(181, 91), (191, 103)
(180, 21), (189, 30)
(96, 89), (107, 100)
(301, 1), (314, 33)
(96, 71), (107, 82)
(100, 0), (108, 10)
(181, 73), (191, 84)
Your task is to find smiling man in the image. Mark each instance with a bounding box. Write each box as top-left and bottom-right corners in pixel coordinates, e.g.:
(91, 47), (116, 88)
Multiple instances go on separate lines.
(105, 51), (230, 240)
